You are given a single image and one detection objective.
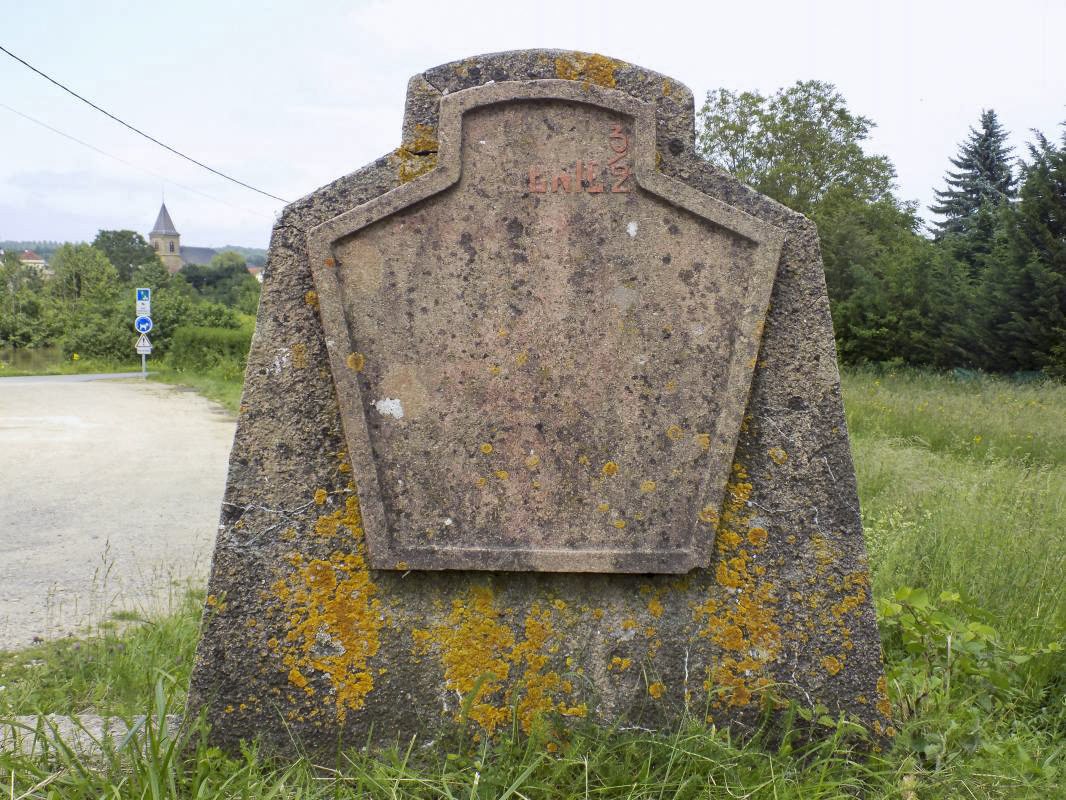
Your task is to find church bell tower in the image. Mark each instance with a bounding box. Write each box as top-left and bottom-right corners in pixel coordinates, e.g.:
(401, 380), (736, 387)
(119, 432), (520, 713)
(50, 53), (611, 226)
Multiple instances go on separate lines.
(149, 202), (182, 273)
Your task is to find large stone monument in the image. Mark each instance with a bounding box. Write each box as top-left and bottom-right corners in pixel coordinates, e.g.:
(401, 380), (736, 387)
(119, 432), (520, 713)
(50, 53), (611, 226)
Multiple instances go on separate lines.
(189, 50), (890, 751)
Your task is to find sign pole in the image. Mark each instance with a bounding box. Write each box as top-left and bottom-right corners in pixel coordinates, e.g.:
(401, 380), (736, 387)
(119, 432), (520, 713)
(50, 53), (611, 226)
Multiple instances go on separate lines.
(134, 288), (153, 372)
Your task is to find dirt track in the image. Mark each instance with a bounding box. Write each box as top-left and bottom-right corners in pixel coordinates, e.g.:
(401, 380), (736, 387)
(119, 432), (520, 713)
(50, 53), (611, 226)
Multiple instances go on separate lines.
(0, 374), (235, 650)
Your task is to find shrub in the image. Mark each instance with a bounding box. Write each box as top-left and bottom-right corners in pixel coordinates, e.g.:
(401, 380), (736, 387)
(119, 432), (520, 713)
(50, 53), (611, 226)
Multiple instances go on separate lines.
(168, 325), (252, 372)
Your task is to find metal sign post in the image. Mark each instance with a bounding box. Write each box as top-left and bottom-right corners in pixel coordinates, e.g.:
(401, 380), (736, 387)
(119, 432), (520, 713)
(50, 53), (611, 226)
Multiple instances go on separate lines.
(134, 288), (153, 377)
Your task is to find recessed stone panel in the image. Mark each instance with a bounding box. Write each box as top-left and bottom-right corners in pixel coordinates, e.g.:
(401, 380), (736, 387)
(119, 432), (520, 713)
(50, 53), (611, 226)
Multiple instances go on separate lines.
(309, 83), (783, 572)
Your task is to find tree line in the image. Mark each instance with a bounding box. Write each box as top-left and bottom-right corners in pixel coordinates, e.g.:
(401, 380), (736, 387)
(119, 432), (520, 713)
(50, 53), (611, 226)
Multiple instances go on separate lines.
(0, 230), (260, 361)
(3, 85), (1064, 378)
(697, 82), (1065, 379)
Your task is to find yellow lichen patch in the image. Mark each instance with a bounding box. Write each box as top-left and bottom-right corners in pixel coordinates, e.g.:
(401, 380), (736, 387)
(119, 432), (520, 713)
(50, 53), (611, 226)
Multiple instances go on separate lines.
(695, 433), (711, 451)
(554, 52), (621, 88)
(596, 502), (609, 513)
(388, 124), (439, 183)
(514, 350), (528, 365)
(648, 597), (664, 618)
(747, 527), (768, 547)
(612, 519), (626, 529)
(698, 505), (719, 526)
(524, 453), (540, 469)
(768, 447), (788, 464)
(876, 676), (892, 719)
(640, 479), (656, 493)
(414, 591), (584, 736)
(413, 586), (514, 734)
(272, 497), (381, 722)
(662, 78), (672, 97)
(822, 655), (843, 676)
(609, 656), (632, 671)
(480, 442), (494, 455)
(313, 488), (328, 506)
(666, 424), (683, 441)
(696, 464), (781, 708)
(648, 681), (665, 699)
(346, 352), (365, 372)
(305, 290), (319, 309)
(291, 343), (308, 369)
(494, 470), (510, 481)
(602, 460), (619, 476)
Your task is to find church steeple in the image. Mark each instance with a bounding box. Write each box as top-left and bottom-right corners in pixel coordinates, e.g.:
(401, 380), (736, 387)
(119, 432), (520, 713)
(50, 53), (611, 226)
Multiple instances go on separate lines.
(149, 202), (182, 273)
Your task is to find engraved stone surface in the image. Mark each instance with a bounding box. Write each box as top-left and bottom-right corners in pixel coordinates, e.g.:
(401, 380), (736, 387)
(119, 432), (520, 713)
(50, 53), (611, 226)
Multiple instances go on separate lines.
(188, 51), (891, 754)
(309, 82), (782, 573)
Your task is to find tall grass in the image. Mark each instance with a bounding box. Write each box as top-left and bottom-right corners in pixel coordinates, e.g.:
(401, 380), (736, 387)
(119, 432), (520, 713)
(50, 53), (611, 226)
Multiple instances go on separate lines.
(1, 369), (1063, 798)
(843, 370), (1066, 650)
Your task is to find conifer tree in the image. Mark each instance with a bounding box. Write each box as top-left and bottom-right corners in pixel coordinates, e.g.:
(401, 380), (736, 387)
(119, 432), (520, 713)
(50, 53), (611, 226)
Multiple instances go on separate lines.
(930, 109), (1016, 239)
(981, 127), (1066, 374)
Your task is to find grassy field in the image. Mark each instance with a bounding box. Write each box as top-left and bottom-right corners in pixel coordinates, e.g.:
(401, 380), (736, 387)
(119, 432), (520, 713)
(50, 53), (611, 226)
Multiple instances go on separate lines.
(1, 369), (1063, 797)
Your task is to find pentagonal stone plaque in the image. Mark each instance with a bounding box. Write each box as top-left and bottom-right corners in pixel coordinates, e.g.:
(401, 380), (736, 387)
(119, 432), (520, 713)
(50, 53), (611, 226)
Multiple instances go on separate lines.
(309, 81), (783, 572)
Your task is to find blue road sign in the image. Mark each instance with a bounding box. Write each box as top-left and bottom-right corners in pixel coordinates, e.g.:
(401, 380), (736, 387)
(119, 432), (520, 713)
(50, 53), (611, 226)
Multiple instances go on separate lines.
(136, 288), (151, 302)
(134, 316), (153, 333)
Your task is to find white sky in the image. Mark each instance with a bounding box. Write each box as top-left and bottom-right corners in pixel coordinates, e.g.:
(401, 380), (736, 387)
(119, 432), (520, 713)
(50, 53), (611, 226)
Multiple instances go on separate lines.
(1, 0), (1063, 249)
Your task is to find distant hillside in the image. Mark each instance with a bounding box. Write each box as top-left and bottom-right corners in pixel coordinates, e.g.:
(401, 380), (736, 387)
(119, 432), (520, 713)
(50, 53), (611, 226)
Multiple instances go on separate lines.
(217, 245), (267, 266)
(0, 241), (70, 261)
(2, 241), (268, 266)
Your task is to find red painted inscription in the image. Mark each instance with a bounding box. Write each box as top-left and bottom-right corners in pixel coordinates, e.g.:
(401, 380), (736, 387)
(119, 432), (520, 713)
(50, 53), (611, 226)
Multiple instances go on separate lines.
(527, 123), (632, 194)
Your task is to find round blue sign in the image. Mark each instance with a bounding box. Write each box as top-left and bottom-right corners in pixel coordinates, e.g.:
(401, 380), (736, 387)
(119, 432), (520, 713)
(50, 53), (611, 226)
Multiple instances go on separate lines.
(134, 316), (153, 333)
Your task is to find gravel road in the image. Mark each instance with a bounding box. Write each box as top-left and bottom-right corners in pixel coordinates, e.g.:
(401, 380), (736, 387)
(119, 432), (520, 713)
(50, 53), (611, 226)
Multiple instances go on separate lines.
(0, 374), (235, 650)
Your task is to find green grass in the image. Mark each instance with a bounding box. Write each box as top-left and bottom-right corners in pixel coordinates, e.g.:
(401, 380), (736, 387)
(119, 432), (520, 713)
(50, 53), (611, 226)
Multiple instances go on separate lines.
(1, 369), (1064, 798)
(844, 370), (1066, 649)
(0, 354), (143, 377)
(148, 364), (244, 413)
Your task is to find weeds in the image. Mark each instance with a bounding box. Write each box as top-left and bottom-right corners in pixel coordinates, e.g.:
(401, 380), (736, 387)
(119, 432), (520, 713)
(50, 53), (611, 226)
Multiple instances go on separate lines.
(1, 370), (1063, 797)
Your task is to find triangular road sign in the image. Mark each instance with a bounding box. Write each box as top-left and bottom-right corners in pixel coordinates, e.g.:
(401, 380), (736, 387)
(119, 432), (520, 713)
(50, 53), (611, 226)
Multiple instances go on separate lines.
(136, 333), (151, 348)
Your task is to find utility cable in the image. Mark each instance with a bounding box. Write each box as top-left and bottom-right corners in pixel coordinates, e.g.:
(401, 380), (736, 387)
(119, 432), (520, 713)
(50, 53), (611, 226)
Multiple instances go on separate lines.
(0, 101), (274, 221)
(0, 43), (290, 203)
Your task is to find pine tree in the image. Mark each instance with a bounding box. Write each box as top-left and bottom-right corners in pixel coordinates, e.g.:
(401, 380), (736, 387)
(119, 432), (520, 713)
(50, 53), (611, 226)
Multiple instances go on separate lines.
(930, 109), (1016, 240)
(981, 127), (1066, 374)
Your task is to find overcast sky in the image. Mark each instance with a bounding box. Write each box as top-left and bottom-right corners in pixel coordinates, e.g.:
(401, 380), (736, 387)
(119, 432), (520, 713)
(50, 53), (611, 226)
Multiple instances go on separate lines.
(2, 0), (1063, 250)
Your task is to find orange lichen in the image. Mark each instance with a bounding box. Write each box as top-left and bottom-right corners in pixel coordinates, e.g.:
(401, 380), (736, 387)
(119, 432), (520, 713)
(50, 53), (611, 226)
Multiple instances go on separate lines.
(413, 589), (584, 735)
(612, 519), (626, 529)
(272, 497), (382, 721)
(389, 124), (439, 183)
(602, 460), (619, 476)
(554, 53), (621, 88)
(822, 655), (843, 676)
(346, 352), (365, 372)
(313, 489), (328, 506)
(648, 682), (665, 699)
(666, 424), (683, 441)
(413, 586), (514, 734)
(695, 464), (781, 708)
(480, 442), (494, 454)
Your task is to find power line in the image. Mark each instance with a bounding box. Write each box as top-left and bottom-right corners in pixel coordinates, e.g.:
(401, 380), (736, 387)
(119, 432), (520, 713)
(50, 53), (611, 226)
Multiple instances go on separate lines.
(0, 43), (290, 204)
(0, 101), (274, 221)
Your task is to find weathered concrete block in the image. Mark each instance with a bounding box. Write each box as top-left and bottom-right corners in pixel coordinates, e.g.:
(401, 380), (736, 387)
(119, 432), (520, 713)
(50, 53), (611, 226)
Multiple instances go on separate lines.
(188, 50), (890, 753)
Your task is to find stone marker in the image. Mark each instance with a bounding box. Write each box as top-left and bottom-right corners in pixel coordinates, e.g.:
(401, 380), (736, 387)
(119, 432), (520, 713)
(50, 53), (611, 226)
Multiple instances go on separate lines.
(189, 50), (891, 752)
